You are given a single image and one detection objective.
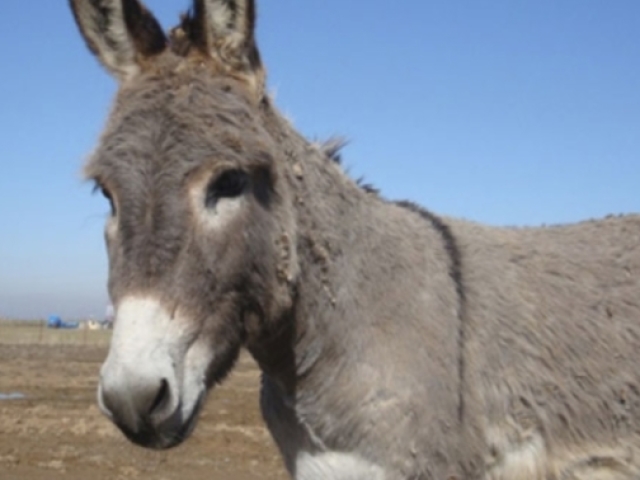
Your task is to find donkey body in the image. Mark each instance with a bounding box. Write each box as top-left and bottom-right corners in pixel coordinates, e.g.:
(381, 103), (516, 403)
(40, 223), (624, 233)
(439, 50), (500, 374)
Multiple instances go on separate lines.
(69, 1), (640, 478)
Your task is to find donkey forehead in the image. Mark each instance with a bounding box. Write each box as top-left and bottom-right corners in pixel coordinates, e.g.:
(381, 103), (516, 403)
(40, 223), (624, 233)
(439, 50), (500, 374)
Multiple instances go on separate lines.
(86, 72), (275, 182)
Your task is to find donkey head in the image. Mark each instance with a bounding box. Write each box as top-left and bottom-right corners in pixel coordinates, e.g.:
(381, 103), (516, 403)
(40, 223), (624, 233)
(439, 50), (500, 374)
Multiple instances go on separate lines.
(70, 0), (298, 448)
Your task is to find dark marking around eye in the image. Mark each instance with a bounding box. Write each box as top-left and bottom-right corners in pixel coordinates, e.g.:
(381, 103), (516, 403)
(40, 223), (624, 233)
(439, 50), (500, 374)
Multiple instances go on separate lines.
(205, 169), (248, 208)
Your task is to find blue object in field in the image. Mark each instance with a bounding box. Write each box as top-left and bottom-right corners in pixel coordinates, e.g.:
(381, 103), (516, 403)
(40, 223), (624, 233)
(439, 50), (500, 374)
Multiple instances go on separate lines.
(47, 315), (79, 329)
(0, 392), (26, 401)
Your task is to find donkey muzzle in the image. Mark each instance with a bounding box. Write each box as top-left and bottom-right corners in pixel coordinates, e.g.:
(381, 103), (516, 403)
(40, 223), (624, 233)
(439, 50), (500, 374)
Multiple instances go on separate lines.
(97, 296), (204, 449)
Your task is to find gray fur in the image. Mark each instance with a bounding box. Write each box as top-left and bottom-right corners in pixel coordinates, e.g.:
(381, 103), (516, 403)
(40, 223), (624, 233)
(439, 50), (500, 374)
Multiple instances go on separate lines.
(70, 1), (640, 478)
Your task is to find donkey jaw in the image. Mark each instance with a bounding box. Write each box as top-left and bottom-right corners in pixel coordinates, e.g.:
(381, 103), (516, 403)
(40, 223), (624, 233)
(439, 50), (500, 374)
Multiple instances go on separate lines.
(98, 296), (212, 449)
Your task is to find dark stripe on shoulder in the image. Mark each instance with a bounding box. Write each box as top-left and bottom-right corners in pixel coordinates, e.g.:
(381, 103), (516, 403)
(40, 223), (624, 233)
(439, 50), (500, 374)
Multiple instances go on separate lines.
(395, 200), (467, 423)
(395, 201), (464, 302)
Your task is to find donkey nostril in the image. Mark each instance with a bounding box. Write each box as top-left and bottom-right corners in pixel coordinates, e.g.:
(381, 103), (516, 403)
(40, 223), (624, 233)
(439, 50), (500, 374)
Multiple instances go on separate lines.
(149, 379), (170, 417)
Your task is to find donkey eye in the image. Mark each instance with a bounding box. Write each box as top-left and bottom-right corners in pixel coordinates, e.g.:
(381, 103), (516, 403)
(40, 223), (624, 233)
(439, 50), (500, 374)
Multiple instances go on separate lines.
(205, 169), (248, 208)
(94, 183), (116, 216)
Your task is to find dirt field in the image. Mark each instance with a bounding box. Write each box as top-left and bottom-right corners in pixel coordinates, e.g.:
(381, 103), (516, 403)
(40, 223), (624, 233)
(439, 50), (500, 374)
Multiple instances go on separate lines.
(0, 324), (287, 480)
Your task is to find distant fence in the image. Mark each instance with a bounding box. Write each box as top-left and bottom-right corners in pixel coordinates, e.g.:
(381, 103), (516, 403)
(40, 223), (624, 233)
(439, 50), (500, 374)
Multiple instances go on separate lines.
(0, 320), (112, 347)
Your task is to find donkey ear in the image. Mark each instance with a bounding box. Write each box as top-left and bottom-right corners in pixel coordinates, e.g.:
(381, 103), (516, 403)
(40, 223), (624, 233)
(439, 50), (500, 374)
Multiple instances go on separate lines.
(189, 0), (264, 91)
(69, 0), (167, 81)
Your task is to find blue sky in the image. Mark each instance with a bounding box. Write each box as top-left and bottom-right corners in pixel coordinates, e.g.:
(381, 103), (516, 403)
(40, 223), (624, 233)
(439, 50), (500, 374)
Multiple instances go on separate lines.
(0, 1), (638, 319)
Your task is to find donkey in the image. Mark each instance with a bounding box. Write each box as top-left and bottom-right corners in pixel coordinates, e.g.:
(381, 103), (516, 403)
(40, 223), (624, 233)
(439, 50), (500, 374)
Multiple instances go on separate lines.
(69, 1), (640, 479)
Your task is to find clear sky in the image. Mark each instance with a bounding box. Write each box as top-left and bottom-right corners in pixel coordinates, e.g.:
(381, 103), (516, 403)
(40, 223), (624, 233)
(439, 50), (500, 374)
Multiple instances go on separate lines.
(0, 1), (638, 320)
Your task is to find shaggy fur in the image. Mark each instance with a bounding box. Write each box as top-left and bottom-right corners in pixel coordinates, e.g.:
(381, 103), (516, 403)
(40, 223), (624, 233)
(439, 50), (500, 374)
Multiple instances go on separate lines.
(70, 1), (640, 479)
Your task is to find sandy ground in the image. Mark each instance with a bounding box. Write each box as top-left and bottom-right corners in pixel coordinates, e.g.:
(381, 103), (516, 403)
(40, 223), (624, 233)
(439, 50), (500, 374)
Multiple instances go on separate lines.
(0, 341), (288, 480)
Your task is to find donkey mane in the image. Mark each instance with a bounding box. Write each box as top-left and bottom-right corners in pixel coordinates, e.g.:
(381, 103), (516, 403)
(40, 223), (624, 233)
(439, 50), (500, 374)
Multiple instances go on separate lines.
(315, 138), (380, 195)
(319, 137), (348, 165)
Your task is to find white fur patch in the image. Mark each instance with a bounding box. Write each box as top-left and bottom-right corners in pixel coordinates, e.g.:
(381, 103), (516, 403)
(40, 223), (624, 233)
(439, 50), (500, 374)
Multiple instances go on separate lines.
(203, 197), (244, 230)
(295, 451), (386, 480)
(181, 336), (215, 420)
(107, 297), (188, 363)
(100, 296), (208, 423)
(485, 427), (548, 480)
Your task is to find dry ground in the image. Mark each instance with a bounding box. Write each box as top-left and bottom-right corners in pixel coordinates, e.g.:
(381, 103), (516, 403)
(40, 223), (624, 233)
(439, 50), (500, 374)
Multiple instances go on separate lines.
(0, 322), (287, 480)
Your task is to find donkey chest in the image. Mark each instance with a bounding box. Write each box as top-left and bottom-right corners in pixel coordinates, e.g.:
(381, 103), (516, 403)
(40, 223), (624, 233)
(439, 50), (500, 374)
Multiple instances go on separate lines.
(260, 375), (388, 479)
(294, 451), (386, 480)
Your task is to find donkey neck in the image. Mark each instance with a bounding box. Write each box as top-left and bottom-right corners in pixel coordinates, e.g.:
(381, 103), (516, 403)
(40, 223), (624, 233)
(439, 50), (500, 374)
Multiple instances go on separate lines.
(248, 110), (379, 389)
(252, 108), (462, 404)
(245, 110), (465, 470)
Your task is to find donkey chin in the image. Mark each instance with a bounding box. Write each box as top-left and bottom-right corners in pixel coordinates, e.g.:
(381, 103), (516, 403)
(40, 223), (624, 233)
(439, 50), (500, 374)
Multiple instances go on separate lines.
(96, 297), (214, 449)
